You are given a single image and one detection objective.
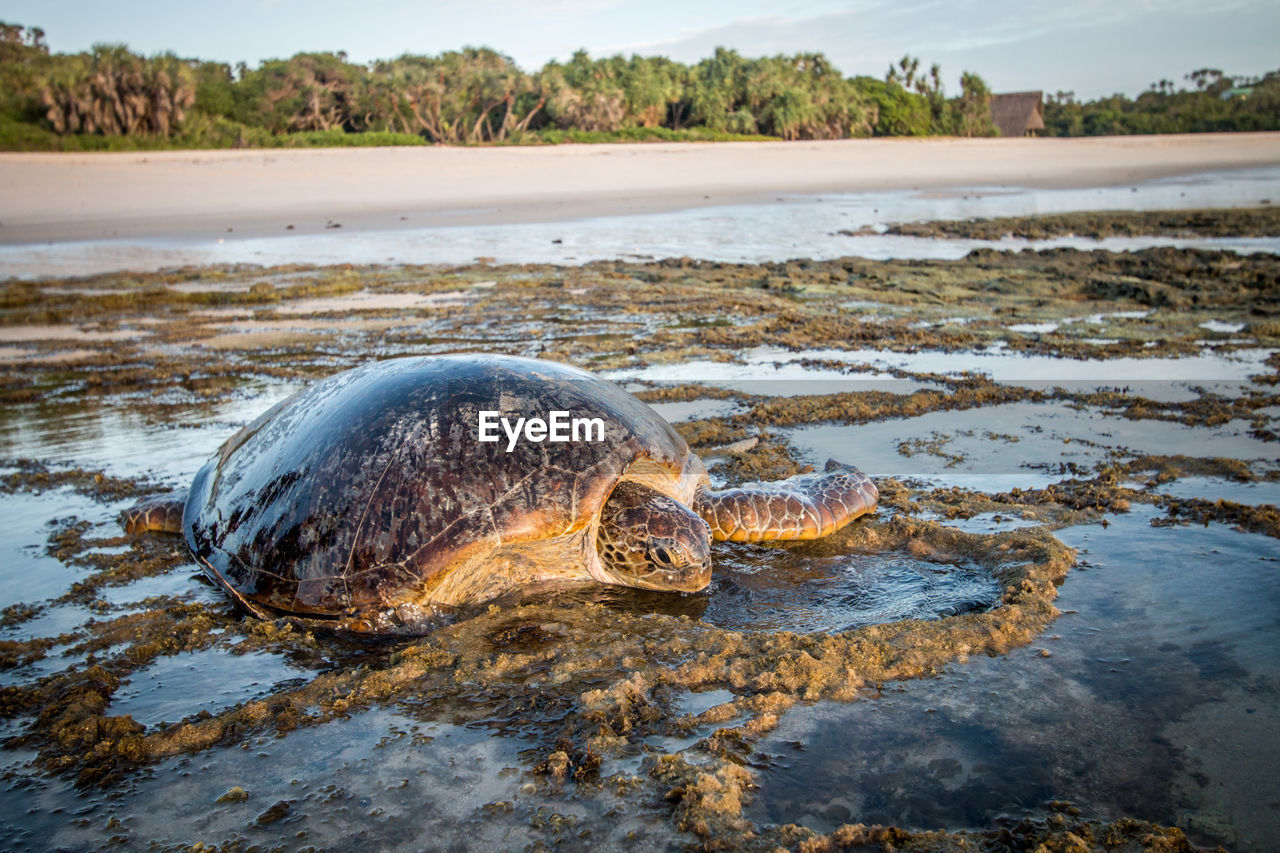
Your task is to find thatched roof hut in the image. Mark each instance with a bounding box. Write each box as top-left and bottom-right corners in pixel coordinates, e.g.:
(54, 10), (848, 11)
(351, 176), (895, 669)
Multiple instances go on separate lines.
(990, 91), (1045, 137)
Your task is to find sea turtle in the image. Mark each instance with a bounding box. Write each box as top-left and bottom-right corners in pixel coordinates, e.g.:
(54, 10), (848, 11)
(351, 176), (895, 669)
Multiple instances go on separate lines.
(124, 355), (878, 632)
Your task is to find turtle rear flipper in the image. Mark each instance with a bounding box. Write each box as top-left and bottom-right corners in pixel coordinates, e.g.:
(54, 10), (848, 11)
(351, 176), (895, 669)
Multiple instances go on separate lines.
(121, 491), (188, 535)
(693, 460), (877, 542)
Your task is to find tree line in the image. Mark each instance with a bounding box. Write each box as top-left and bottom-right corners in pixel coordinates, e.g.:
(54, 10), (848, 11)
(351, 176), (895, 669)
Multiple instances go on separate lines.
(1, 21), (1275, 151)
(1043, 69), (1280, 136)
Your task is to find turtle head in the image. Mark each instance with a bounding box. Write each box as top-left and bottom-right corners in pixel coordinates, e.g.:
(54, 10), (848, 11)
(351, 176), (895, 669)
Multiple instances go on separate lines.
(596, 482), (712, 592)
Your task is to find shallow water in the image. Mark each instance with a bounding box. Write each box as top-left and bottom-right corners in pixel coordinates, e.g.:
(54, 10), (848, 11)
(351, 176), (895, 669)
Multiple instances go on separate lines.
(0, 709), (670, 852)
(0, 383), (1004, 640)
(702, 547), (1000, 633)
(611, 347), (941, 396)
(644, 398), (745, 423)
(788, 401), (1277, 491)
(110, 647), (316, 728)
(612, 344), (1276, 403)
(0, 366), (1021, 836)
(0, 488), (101, 606)
(1143, 475), (1280, 506)
(3, 166), (1278, 277)
(745, 507), (1280, 852)
(0, 380), (301, 482)
(576, 545), (1002, 636)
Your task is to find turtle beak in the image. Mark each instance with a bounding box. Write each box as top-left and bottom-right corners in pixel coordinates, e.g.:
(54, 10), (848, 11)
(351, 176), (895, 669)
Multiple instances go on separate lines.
(681, 558), (712, 592)
(630, 559), (711, 593)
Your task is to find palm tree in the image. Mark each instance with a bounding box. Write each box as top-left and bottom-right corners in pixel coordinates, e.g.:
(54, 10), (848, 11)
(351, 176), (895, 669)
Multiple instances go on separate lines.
(41, 45), (194, 137)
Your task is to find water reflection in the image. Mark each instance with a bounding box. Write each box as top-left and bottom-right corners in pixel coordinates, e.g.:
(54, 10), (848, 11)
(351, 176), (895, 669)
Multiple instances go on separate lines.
(0, 380), (302, 481)
(525, 546), (999, 636)
(614, 344), (1276, 401)
(788, 401), (1278, 491)
(704, 547), (998, 633)
(110, 647), (317, 727)
(746, 507), (1280, 851)
(0, 709), (680, 852)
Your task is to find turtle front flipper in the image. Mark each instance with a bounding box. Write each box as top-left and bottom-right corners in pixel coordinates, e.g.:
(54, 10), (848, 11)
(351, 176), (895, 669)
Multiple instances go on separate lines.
(121, 491), (188, 535)
(692, 460), (877, 542)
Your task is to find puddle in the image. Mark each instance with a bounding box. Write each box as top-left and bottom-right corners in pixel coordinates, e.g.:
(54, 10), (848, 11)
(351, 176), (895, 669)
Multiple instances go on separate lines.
(110, 648), (317, 727)
(0, 603), (95, 644)
(1200, 320), (1248, 334)
(274, 289), (474, 314)
(0, 708), (674, 852)
(0, 489), (110, 606)
(207, 317), (408, 333)
(1071, 309), (1154, 324)
(673, 688), (737, 718)
(0, 381), (302, 482)
(95, 567), (218, 608)
(1142, 475), (1280, 507)
(0, 639), (85, 687)
(645, 398), (744, 422)
(917, 511), (1043, 534)
(0, 326), (143, 343)
(644, 688), (746, 754)
(611, 347), (940, 395)
(745, 508), (1280, 852)
(966, 310), (1163, 337)
(613, 345), (1275, 403)
(695, 547), (1000, 634)
(813, 343), (1272, 386)
(788, 401), (1278, 491)
(485, 530), (1021, 686)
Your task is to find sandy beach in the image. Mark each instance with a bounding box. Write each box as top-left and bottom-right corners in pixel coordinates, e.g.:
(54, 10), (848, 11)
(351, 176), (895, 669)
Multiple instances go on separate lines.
(2, 133), (1278, 246)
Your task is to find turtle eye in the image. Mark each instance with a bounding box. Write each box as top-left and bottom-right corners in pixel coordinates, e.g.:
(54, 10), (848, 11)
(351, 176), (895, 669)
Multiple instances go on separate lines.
(649, 544), (676, 568)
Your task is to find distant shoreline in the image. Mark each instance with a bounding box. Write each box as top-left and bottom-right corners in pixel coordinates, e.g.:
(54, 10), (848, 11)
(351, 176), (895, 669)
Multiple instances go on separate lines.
(2, 133), (1278, 246)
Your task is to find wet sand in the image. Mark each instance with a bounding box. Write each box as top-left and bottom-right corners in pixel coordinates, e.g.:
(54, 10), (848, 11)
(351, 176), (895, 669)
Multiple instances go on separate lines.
(1, 133), (1278, 245)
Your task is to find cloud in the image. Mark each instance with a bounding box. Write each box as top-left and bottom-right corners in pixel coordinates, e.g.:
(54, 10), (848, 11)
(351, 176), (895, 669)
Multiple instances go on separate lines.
(594, 0), (1280, 97)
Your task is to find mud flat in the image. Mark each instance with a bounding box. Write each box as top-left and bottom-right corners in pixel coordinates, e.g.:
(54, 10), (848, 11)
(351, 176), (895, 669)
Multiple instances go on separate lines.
(0, 207), (1277, 850)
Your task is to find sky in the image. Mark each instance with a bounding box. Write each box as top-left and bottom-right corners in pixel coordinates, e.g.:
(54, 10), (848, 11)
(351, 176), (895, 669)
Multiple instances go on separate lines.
(2, 0), (1277, 99)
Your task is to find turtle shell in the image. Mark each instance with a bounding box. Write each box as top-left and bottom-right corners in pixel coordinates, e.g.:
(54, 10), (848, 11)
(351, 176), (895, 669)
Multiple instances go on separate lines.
(183, 355), (703, 616)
